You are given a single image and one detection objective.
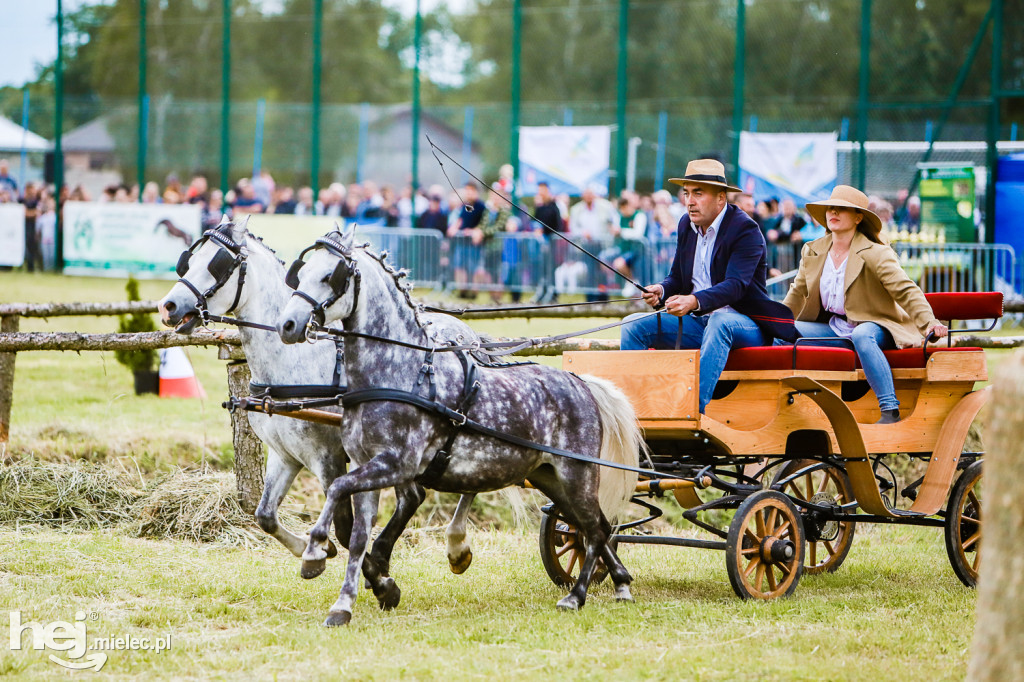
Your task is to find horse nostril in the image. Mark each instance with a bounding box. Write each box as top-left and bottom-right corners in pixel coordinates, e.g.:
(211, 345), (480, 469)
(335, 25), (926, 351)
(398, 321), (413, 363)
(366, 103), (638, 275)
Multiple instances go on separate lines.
(283, 320), (295, 334)
(165, 301), (176, 315)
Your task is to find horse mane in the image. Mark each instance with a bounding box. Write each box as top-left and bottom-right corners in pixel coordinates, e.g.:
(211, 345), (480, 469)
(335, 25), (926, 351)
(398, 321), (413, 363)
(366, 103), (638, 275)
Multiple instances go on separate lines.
(356, 243), (427, 331)
(241, 228), (285, 266)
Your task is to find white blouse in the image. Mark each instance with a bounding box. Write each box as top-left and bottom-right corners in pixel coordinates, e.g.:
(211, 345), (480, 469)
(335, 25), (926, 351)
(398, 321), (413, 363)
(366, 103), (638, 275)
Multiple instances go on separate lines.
(820, 254), (858, 337)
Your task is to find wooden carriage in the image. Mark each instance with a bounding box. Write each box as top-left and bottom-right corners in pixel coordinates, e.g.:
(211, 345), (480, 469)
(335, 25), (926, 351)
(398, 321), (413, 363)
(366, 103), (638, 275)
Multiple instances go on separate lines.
(540, 292), (1000, 599)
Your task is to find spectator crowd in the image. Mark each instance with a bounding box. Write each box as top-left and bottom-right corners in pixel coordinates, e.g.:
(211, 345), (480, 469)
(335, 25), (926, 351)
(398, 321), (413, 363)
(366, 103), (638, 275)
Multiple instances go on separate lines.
(0, 157), (935, 300)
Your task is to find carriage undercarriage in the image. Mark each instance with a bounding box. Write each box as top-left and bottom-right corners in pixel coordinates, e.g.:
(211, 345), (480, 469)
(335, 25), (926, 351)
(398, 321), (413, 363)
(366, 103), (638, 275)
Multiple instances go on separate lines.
(539, 345), (988, 599)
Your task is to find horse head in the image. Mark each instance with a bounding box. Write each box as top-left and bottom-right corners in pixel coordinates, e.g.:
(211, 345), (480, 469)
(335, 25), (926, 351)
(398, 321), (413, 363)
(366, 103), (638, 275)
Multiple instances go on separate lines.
(278, 225), (360, 344)
(159, 214), (251, 334)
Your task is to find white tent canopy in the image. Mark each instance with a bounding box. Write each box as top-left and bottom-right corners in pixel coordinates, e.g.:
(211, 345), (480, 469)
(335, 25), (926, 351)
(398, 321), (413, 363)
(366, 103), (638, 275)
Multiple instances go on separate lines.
(0, 115), (49, 153)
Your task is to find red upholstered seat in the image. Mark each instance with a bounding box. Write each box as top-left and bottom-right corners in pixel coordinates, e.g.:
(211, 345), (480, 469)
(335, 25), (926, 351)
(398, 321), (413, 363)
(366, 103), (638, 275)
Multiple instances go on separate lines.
(724, 346), (857, 372)
(871, 346), (985, 369)
(925, 291), (1003, 322)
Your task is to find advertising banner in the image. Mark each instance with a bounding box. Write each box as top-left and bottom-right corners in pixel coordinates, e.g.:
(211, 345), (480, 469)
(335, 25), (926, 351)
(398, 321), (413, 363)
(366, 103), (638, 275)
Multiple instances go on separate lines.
(738, 131), (838, 206)
(918, 164), (976, 243)
(0, 203), (25, 267)
(519, 126), (611, 197)
(63, 202), (202, 278)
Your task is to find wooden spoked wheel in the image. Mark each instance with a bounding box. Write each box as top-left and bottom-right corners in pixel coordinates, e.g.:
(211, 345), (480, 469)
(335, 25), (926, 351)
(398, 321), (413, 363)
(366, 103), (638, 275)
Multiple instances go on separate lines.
(773, 460), (856, 574)
(945, 460), (982, 587)
(538, 510), (610, 589)
(726, 490), (805, 600)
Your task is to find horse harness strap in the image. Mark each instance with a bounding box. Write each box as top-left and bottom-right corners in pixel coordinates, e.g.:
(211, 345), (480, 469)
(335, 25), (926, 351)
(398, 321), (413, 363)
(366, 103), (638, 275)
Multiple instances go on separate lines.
(420, 351), (478, 484)
(248, 339), (347, 401)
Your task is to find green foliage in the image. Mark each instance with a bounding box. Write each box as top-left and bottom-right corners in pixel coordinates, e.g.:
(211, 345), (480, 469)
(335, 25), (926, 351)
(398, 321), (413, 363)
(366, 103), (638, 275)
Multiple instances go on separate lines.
(114, 276), (158, 373)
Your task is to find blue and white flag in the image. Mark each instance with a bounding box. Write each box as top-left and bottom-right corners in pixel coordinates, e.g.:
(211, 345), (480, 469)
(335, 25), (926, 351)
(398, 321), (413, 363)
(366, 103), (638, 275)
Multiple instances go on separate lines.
(519, 126), (610, 197)
(738, 132), (837, 206)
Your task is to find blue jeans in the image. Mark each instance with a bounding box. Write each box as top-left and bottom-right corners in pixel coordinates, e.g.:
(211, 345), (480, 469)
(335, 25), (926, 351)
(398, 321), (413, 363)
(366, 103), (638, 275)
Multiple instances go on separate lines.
(620, 311), (768, 413)
(793, 321), (899, 411)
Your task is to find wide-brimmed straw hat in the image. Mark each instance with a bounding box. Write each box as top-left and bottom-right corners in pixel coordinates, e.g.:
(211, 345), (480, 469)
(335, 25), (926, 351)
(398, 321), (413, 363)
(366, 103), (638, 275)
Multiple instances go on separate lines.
(668, 159), (743, 193)
(805, 185), (883, 243)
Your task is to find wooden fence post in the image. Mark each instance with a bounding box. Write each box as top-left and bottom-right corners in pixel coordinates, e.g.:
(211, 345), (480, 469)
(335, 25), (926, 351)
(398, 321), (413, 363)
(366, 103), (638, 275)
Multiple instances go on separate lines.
(224, 358), (265, 515)
(969, 350), (1024, 680)
(0, 314), (20, 446)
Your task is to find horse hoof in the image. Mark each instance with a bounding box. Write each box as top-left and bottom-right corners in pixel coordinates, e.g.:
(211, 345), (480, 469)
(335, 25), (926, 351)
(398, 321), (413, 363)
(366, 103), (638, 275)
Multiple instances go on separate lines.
(323, 610), (352, 628)
(448, 549), (473, 575)
(325, 540), (339, 559)
(374, 577), (401, 611)
(614, 585), (634, 603)
(300, 558), (327, 580)
(556, 595), (582, 611)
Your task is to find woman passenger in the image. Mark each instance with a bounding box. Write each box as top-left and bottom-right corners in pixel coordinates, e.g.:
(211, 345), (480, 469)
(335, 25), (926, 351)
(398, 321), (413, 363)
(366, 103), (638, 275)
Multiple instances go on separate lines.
(783, 186), (948, 424)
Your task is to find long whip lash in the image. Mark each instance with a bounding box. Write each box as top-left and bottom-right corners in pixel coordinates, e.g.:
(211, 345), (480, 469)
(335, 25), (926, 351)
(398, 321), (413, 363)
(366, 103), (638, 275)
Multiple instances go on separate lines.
(426, 134), (651, 294)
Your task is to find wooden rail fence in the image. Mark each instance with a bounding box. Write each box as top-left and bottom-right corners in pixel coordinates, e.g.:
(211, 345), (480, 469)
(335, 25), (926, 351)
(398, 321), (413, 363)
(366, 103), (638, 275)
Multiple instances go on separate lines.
(2, 298), (1022, 510)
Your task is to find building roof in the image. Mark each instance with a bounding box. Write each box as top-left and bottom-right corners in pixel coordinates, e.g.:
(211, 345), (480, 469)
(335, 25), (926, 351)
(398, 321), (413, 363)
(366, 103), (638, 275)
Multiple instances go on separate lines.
(61, 116), (116, 153)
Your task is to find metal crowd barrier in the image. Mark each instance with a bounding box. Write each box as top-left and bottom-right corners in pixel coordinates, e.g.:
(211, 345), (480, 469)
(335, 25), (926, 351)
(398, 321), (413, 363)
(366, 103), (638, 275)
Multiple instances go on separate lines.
(356, 226), (445, 289)
(351, 227), (1019, 301)
(891, 242), (1017, 294)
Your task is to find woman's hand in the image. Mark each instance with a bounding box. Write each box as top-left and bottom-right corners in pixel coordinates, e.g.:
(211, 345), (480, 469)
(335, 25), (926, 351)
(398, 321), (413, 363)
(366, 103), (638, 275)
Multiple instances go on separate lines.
(926, 323), (949, 342)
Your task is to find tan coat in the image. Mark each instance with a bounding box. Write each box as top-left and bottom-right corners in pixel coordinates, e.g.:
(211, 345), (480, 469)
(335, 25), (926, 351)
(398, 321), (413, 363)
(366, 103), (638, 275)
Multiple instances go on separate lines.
(783, 231), (940, 348)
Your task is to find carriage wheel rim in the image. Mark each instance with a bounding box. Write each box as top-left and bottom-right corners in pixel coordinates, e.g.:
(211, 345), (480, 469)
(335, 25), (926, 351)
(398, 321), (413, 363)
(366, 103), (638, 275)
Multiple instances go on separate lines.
(732, 494), (803, 599)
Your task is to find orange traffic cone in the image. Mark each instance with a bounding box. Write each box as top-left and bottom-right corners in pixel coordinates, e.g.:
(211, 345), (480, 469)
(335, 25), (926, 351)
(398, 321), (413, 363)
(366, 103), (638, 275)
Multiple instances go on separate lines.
(158, 347), (206, 399)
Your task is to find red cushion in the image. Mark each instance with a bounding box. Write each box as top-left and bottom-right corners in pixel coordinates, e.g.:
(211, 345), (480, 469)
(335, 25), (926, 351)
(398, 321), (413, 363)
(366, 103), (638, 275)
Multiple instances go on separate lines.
(725, 346), (857, 372)
(869, 346), (985, 369)
(925, 292), (1003, 322)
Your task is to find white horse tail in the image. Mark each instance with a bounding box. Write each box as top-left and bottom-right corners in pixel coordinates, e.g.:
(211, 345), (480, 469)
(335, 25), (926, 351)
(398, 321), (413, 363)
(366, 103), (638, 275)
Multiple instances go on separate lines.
(578, 374), (644, 524)
(499, 486), (529, 529)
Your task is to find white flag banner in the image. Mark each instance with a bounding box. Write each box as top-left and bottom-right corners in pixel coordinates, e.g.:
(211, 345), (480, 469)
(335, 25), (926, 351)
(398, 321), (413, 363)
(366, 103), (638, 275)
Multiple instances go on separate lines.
(738, 131), (838, 205)
(519, 126), (611, 197)
(62, 201), (202, 278)
(0, 203), (25, 267)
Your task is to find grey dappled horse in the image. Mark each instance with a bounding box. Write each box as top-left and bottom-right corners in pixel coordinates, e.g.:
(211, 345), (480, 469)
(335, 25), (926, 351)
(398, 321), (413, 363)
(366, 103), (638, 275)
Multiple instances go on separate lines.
(158, 218), (492, 609)
(278, 226), (643, 626)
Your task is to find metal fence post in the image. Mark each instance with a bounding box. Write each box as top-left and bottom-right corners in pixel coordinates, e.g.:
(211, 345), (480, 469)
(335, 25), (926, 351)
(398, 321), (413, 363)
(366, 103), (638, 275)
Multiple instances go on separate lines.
(311, 0), (323, 195)
(54, 0), (64, 269)
(412, 0), (422, 191)
(731, 0), (745, 175)
(986, 0), (1003, 244)
(220, 0), (231, 195)
(137, 0), (147, 192)
(856, 0), (872, 191)
(510, 0), (521, 202)
(615, 0), (629, 195)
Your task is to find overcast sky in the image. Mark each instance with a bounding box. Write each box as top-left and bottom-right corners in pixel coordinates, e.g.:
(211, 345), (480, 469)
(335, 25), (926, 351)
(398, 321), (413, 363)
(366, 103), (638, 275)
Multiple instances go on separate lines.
(0, 0), (467, 90)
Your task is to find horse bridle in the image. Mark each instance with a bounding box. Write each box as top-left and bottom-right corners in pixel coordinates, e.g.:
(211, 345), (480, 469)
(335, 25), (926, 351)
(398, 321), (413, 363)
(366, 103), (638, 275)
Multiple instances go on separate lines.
(175, 224), (248, 318)
(285, 234), (361, 328)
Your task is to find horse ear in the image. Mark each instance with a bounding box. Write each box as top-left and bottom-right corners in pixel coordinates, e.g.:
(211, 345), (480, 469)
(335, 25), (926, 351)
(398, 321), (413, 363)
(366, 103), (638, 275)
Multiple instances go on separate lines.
(338, 223), (355, 252)
(217, 213), (232, 227)
(231, 214), (250, 242)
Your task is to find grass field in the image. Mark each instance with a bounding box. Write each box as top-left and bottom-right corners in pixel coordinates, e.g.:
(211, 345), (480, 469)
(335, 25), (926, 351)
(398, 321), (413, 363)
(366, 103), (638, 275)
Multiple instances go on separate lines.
(0, 525), (975, 681)
(0, 270), (997, 679)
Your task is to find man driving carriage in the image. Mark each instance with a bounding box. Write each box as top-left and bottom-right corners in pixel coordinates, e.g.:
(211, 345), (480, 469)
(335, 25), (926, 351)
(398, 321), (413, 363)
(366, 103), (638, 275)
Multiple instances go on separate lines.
(620, 158), (796, 414)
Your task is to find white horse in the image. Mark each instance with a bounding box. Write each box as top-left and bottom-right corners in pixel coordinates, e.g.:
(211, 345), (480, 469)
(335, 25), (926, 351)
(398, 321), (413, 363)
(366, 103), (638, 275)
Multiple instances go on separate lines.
(159, 217), (492, 608)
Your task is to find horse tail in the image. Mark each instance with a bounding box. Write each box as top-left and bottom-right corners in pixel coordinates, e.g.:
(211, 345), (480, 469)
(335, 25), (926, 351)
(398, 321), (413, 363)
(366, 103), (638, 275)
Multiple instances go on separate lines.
(499, 486), (529, 529)
(578, 374), (644, 524)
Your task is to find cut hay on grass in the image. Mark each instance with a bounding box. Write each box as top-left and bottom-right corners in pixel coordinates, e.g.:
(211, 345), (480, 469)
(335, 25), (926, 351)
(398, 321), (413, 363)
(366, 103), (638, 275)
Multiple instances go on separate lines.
(0, 459), (143, 529)
(0, 459), (303, 547)
(131, 470), (303, 548)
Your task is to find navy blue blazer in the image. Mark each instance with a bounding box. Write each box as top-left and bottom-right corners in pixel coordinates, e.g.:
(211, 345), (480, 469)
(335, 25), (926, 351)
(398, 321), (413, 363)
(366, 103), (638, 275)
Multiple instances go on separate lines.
(660, 204), (797, 341)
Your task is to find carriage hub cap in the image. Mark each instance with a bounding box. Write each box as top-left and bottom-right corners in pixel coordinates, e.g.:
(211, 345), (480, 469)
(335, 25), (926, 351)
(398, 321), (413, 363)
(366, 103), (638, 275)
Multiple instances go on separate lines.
(760, 536), (795, 564)
(807, 492), (841, 542)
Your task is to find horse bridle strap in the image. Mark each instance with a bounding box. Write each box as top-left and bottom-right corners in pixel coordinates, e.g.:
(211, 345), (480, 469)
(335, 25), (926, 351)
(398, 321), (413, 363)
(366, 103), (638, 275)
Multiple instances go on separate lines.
(176, 227), (249, 316)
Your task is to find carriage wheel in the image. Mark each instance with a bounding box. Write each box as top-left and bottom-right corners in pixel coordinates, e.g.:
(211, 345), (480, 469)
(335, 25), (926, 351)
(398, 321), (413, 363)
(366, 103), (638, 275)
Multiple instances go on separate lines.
(773, 460), (856, 574)
(944, 460), (982, 588)
(538, 510), (611, 589)
(726, 490), (805, 600)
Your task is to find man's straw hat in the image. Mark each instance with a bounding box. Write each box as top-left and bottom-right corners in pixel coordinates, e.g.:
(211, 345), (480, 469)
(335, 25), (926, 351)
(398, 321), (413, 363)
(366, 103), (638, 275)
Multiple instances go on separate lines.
(668, 159), (743, 193)
(805, 185), (883, 243)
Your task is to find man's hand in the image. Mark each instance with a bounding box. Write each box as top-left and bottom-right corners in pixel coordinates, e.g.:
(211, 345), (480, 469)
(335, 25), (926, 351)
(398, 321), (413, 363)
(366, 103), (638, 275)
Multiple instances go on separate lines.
(641, 284), (664, 308)
(664, 294), (699, 317)
(470, 227), (484, 246)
